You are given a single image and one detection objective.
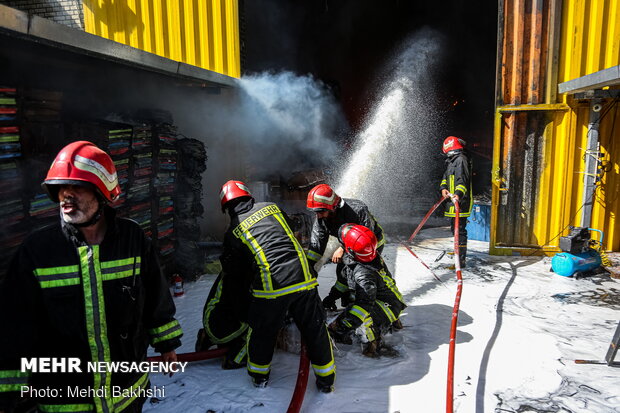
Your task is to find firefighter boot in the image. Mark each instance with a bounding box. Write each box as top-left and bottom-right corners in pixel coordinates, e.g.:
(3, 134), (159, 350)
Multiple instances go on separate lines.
(250, 373), (269, 388)
(362, 327), (382, 358)
(362, 339), (380, 358)
(195, 328), (213, 352)
(391, 319), (404, 331)
(316, 376), (335, 393)
(221, 336), (247, 370)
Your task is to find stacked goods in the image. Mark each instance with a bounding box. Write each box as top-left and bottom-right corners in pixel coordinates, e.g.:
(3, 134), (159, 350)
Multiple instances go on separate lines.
(107, 128), (132, 209)
(174, 137), (207, 280)
(0, 87), (27, 276)
(126, 125), (154, 238)
(0, 88), (17, 123)
(153, 124), (178, 265)
(156, 148), (176, 196)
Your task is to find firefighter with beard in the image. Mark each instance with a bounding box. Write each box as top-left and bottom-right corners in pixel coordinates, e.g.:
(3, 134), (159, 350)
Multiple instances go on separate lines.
(219, 180), (335, 392)
(440, 136), (473, 268)
(327, 224), (406, 357)
(0, 141), (182, 413)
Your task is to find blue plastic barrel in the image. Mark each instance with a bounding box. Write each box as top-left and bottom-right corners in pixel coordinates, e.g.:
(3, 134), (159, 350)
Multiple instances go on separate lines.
(551, 249), (602, 277)
(466, 203), (490, 242)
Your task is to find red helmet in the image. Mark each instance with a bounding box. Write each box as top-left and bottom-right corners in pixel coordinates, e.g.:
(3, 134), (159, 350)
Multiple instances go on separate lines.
(442, 136), (465, 154)
(220, 180), (253, 210)
(42, 141), (120, 202)
(307, 184), (341, 211)
(339, 223), (377, 263)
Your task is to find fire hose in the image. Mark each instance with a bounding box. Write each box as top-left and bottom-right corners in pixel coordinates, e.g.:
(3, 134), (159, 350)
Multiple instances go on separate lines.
(402, 195), (463, 413)
(446, 199), (463, 413)
(286, 342), (310, 413)
(401, 196), (447, 281)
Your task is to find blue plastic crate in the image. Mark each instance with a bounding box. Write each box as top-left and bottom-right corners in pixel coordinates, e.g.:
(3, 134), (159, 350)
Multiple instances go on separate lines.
(466, 203), (490, 242)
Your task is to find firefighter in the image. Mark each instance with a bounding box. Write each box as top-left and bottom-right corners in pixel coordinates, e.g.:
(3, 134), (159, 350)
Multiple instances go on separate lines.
(0, 141), (182, 413)
(327, 224), (406, 357)
(219, 180), (335, 392)
(195, 270), (251, 369)
(305, 185), (394, 315)
(439, 136), (473, 267)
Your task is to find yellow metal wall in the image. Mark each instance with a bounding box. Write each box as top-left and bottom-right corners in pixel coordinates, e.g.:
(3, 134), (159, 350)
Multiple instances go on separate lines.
(82, 0), (240, 78)
(493, 0), (620, 253)
(551, 0), (620, 251)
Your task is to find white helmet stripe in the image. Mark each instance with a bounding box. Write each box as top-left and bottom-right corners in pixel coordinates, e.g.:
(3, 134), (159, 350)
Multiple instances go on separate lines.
(74, 154), (118, 191)
(314, 192), (336, 204)
(235, 182), (250, 193)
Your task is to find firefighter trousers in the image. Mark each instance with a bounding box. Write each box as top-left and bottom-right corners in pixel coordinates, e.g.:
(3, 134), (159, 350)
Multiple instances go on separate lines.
(246, 288), (335, 389)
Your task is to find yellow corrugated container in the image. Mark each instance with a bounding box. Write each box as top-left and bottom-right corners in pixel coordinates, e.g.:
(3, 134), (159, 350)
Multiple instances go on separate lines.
(492, 0), (620, 254)
(82, 0), (240, 78)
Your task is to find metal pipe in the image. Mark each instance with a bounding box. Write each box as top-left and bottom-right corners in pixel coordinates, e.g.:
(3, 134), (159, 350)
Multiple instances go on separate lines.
(580, 99), (603, 228)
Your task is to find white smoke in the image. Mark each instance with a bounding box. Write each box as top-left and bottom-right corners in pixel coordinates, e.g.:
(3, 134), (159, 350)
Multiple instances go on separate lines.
(336, 28), (447, 222)
(235, 71), (346, 176)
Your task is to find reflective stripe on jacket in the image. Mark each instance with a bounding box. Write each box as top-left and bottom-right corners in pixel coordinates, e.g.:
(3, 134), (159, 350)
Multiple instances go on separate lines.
(338, 256), (406, 330)
(0, 207), (182, 412)
(222, 202), (317, 299)
(440, 151), (473, 218)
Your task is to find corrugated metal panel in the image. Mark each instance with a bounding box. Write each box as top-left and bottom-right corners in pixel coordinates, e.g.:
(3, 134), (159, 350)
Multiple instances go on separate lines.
(493, 0), (620, 254)
(588, 101), (620, 251)
(491, 0), (557, 254)
(553, 0), (620, 251)
(82, 0), (240, 78)
(559, 0), (620, 82)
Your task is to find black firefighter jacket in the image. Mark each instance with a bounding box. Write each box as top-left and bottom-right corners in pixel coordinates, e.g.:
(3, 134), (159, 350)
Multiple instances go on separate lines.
(0, 207), (182, 413)
(440, 150), (473, 218)
(306, 198), (385, 265)
(336, 255), (406, 331)
(221, 200), (318, 299)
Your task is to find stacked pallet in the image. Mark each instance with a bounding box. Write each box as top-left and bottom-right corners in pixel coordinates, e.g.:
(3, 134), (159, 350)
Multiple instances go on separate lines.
(127, 126), (153, 237)
(0, 87), (26, 276)
(153, 124), (178, 267)
(108, 128), (132, 209)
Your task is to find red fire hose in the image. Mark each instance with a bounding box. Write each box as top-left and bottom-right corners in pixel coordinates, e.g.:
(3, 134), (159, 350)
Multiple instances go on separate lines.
(446, 199), (463, 413)
(407, 197), (448, 243)
(146, 347), (228, 363)
(402, 196), (447, 282)
(402, 195), (463, 413)
(286, 342), (310, 413)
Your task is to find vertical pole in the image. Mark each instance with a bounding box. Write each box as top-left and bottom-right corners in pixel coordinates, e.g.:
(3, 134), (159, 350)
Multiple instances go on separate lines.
(604, 321), (620, 366)
(580, 99), (602, 228)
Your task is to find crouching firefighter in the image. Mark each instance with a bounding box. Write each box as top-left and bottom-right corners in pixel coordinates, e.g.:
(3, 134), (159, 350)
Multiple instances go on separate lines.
(195, 269), (251, 369)
(328, 224), (406, 357)
(219, 180), (336, 392)
(0, 141), (182, 413)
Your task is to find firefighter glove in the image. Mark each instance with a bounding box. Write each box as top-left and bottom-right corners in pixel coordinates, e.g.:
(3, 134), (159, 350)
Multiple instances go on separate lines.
(322, 294), (338, 311)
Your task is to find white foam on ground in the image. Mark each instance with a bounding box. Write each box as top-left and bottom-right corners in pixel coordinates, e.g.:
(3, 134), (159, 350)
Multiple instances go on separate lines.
(145, 227), (620, 413)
